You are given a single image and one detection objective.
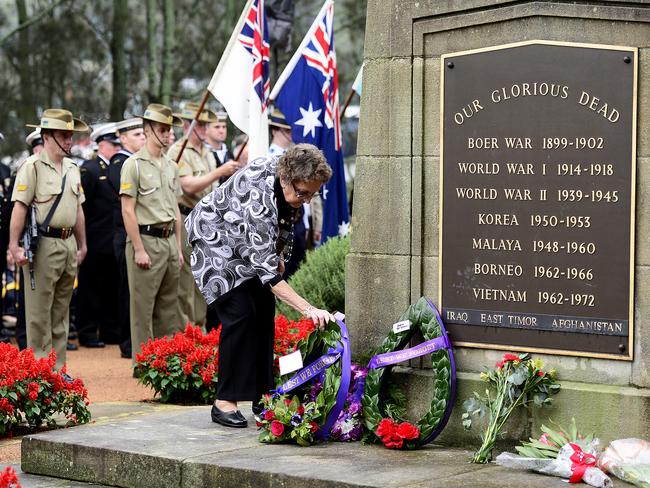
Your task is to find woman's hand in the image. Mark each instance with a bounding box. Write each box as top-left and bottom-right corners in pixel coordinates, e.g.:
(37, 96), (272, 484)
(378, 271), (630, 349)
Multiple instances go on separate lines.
(304, 306), (335, 329)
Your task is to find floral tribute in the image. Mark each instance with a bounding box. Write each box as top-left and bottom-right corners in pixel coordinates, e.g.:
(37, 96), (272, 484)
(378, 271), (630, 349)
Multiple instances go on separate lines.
(363, 298), (455, 450)
(0, 467), (20, 488)
(256, 394), (321, 446)
(462, 352), (560, 463)
(306, 364), (367, 442)
(259, 320), (359, 446)
(375, 418), (420, 449)
(0, 343), (90, 438)
(136, 324), (221, 404)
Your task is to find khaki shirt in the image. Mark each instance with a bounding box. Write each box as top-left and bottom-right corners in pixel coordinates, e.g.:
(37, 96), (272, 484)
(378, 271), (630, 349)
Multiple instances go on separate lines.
(12, 149), (85, 228)
(119, 146), (181, 225)
(167, 138), (217, 208)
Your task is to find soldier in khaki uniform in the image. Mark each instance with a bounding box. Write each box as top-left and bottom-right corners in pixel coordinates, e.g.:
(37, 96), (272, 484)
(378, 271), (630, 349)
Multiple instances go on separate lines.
(167, 103), (242, 327)
(8, 109), (89, 371)
(120, 103), (184, 366)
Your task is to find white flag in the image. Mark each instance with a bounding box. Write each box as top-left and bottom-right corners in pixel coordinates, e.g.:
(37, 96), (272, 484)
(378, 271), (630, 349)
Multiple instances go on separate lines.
(208, 0), (270, 160)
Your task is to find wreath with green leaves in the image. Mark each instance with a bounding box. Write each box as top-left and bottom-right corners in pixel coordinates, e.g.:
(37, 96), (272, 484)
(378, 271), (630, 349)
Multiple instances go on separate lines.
(362, 297), (456, 449)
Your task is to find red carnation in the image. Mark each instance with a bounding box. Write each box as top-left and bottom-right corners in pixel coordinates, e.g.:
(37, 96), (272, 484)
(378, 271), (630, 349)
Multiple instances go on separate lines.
(376, 418), (397, 438)
(396, 422), (420, 440)
(383, 434), (404, 449)
(296, 404), (305, 416)
(284, 399), (292, 406)
(264, 410), (275, 421)
(309, 421), (319, 433)
(270, 420), (285, 437)
(496, 353), (520, 369)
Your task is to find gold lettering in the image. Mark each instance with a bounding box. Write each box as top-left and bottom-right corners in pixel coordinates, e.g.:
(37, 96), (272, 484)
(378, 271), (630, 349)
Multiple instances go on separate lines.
(472, 288), (527, 302)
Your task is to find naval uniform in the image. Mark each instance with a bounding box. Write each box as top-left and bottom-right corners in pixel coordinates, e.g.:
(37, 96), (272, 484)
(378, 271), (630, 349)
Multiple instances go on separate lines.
(120, 146), (182, 363)
(77, 155), (120, 344)
(109, 149), (132, 356)
(11, 149), (85, 370)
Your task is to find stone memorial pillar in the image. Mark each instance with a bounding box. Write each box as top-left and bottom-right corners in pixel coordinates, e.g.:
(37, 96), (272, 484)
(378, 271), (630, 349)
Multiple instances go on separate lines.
(349, 1), (650, 444)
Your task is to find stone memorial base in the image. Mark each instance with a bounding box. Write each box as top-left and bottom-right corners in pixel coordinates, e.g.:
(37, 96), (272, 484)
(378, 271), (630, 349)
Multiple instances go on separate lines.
(18, 402), (636, 488)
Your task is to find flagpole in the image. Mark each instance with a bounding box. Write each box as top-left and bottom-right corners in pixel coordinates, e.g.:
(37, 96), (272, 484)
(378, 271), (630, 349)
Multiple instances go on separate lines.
(269, 0), (332, 100)
(176, 0), (255, 164)
(174, 89), (211, 164)
(339, 87), (356, 121)
(234, 136), (249, 161)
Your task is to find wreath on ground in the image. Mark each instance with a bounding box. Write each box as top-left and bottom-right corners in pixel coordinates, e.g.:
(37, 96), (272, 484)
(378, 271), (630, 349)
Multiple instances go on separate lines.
(258, 318), (351, 446)
(362, 297), (456, 449)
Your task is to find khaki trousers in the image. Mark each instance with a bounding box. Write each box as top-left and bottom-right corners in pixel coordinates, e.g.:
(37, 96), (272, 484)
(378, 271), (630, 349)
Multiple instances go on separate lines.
(23, 236), (77, 371)
(177, 225), (207, 327)
(126, 234), (182, 365)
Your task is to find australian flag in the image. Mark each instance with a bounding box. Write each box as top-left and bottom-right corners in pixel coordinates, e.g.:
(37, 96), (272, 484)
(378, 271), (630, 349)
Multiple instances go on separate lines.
(271, 0), (350, 241)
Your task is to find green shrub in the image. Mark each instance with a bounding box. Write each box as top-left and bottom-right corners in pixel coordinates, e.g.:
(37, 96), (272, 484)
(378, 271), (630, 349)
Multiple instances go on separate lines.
(277, 235), (350, 320)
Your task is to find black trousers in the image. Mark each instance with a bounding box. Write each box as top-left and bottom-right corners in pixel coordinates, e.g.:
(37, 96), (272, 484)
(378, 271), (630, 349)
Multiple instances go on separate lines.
(76, 251), (120, 344)
(212, 278), (275, 402)
(114, 232), (131, 356)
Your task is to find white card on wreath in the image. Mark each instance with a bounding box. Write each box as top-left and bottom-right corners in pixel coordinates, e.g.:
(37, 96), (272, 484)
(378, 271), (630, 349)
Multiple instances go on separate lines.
(279, 350), (304, 376)
(392, 320), (411, 334)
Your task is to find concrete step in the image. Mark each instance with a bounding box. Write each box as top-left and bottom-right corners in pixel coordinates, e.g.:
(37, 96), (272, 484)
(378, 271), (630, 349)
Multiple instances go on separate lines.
(1, 465), (111, 487)
(20, 403), (635, 488)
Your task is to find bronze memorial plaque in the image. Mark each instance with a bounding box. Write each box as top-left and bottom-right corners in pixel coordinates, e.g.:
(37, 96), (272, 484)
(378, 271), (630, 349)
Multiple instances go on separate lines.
(439, 40), (637, 359)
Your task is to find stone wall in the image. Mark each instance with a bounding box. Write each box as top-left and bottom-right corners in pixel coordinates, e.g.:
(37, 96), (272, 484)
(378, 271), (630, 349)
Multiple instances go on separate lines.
(348, 0), (650, 445)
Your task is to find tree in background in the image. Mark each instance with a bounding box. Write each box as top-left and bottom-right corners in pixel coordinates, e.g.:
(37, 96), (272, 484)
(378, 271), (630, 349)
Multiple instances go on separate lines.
(110, 0), (128, 120)
(0, 0), (366, 158)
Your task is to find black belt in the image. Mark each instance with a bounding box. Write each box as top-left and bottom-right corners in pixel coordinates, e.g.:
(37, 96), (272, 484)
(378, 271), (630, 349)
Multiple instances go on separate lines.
(41, 227), (74, 239)
(178, 204), (193, 216)
(139, 224), (175, 238)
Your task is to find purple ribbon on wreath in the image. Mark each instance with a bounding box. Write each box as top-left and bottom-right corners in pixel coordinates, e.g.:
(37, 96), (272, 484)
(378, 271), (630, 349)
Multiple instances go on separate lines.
(366, 299), (457, 446)
(273, 318), (351, 441)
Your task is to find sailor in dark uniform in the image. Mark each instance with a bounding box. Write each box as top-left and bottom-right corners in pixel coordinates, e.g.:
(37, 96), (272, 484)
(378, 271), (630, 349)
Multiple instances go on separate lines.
(108, 118), (145, 358)
(0, 133), (11, 343)
(76, 123), (122, 348)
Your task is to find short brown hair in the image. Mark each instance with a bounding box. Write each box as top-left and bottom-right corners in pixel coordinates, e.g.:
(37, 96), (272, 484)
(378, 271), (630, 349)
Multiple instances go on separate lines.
(277, 143), (332, 184)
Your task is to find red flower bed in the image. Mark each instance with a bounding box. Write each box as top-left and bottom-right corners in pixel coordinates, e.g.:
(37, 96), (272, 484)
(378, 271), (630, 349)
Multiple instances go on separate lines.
(136, 317), (316, 404)
(0, 343), (90, 438)
(273, 315), (316, 368)
(136, 324), (221, 404)
(0, 466), (20, 488)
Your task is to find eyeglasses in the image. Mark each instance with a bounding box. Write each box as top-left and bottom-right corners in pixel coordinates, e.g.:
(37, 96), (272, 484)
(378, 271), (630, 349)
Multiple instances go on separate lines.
(291, 181), (321, 201)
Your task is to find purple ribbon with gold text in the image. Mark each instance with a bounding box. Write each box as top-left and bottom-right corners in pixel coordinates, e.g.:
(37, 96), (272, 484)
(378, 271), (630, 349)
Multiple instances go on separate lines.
(367, 336), (449, 369)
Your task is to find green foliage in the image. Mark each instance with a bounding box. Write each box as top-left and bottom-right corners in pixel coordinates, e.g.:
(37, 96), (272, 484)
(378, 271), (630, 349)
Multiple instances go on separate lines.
(462, 353), (561, 463)
(276, 235), (349, 320)
(362, 297), (453, 449)
(515, 418), (593, 459)
(258, 394), (321, 446)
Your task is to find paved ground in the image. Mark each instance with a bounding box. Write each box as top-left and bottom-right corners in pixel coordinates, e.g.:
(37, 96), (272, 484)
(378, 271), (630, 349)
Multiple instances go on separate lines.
(0, 343), (155, 464)
(19, 405), (637, 488)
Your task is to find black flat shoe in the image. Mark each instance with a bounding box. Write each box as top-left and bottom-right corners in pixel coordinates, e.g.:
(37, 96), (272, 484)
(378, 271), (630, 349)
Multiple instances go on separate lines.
(211, 404), (248, 428)
(252, 403), (263, 416)
(80, 339), (105, 348)
(67, 342), (78, 351)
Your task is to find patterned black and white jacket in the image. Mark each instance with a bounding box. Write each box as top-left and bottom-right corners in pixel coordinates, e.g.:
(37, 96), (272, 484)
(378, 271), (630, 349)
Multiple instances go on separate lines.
(185, 156), (286, 305)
